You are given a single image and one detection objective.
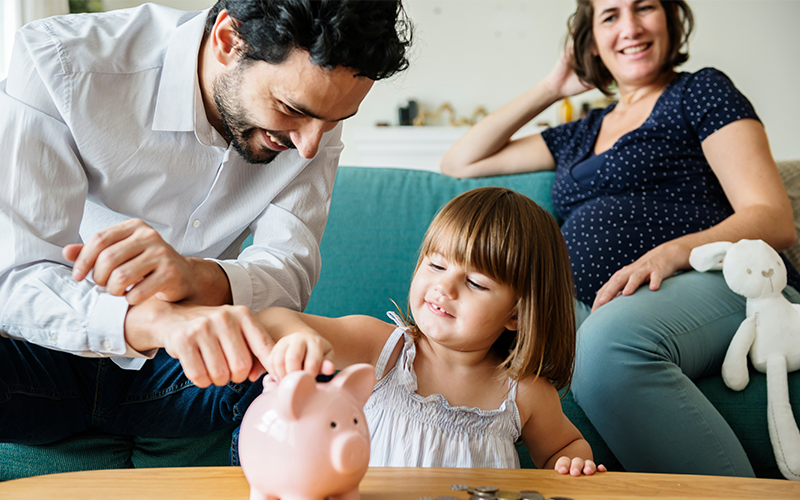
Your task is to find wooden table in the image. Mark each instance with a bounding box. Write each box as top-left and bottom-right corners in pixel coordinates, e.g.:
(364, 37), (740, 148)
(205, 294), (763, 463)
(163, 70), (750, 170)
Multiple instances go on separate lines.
(1, 466), (798, 499)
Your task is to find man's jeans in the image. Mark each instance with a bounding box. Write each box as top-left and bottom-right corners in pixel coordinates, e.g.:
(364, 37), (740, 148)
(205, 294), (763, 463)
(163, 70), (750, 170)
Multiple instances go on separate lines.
(0, 338), (262, 446)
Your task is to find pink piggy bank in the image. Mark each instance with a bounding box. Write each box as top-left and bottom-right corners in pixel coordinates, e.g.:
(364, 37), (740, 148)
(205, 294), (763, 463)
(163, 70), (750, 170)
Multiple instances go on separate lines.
(239, 363), (376, 500)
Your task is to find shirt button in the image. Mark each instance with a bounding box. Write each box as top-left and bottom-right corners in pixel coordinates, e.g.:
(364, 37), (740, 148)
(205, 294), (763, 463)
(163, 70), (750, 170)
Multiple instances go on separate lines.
(192, 219), (201, 228)
(50, 333), (58, 342)
(103, 340), (112, 350)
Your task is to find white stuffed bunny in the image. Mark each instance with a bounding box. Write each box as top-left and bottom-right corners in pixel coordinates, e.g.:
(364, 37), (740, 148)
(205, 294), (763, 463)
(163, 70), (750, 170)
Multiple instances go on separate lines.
(690, 239), (800, 480)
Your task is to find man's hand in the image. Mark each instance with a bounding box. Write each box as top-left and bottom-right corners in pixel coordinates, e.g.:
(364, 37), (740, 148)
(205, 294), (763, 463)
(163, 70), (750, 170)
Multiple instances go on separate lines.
(125, 299), (274, 388)
(63, 218), (231, 306)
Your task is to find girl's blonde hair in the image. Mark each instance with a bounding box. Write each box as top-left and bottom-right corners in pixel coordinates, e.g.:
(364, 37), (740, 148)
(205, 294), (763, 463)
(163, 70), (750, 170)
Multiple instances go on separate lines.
(404, 187), (576, 391)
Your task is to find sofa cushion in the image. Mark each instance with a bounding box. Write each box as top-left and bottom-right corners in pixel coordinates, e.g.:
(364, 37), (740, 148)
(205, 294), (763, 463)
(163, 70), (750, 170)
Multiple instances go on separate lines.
(305, 167), (557, 319)
(0, 426), (235, 481)
(777, 159), (800, 269)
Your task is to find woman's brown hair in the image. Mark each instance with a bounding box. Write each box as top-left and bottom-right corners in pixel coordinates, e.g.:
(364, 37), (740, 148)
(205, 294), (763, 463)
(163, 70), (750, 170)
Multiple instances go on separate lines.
(568, 0), (694, 95)
(402, 187), (576, 391)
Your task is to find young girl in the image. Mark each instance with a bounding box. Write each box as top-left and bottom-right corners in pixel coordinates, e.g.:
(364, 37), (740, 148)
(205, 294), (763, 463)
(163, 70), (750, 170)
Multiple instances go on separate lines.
(257, 187), (604, 475)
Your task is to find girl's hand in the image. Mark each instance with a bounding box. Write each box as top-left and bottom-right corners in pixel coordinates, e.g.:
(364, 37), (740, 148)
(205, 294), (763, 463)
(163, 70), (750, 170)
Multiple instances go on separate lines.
(543, 44), (595, 100)
(592, 241), (690, 312)
(555, 456), (607, 476)
(265, 331), (336, 379)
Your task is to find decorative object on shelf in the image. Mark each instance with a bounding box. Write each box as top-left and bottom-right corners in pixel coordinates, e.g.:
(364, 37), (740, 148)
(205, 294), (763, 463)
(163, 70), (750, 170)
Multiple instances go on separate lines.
(579, 102), (590, 119)
(558, 97), (573, 124)
(412, 102), (488, 127)
(398, 99), (418, 126)
(69, 0), (102, 13)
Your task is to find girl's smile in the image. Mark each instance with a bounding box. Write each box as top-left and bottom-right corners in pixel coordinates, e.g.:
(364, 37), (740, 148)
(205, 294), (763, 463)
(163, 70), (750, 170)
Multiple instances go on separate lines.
(426, 300), (453, 318)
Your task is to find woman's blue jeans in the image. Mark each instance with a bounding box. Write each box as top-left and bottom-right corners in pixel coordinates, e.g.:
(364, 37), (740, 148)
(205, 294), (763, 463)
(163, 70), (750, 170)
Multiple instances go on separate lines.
(571, 270), (800, 477)
(0, 341), (262, 445)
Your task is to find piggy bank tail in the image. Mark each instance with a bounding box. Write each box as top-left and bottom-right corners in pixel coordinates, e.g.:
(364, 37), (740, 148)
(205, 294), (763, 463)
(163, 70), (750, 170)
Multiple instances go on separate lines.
(767, 356), (800, 480)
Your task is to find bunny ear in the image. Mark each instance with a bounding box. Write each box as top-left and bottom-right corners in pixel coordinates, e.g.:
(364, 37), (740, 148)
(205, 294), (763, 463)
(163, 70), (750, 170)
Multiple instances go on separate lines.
(689, 241), (733, 272)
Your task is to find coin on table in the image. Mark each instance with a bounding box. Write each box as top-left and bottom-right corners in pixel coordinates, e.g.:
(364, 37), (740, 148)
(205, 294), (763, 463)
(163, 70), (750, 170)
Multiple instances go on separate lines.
(519, 492), (544, 500)
(451, 484), (470, 491)
(496, 491), (521, 499)
(469, 493), (497, 499)
(475, 486), (500, 493)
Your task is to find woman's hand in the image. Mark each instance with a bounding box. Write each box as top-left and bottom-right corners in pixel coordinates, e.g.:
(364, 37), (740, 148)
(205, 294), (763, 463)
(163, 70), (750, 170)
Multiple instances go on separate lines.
(265, 331), (336, 379)
(554, 456), (607, 476)
(543, 44), (595, 101)
(592, 241), (691, 312)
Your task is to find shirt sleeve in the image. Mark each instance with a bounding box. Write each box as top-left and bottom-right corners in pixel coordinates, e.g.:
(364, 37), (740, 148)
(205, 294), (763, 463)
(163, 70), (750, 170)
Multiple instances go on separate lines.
(0, 23), (153, 369)
(540, 109), (605, 171)
(541, 120), (585, 166)
(214, 124), (343, 313)
(682, 67), (760, 143)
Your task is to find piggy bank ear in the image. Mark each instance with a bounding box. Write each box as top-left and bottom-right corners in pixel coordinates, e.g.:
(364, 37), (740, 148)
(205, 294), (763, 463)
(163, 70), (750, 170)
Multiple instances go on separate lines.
(276, 371), (317, 421)
(689, 241), (732, 272)
(330, 364), (376, 406)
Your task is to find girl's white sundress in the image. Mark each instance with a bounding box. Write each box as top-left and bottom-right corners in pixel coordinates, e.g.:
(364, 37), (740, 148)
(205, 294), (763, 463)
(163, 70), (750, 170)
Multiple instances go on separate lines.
(364, 313), (523, 468)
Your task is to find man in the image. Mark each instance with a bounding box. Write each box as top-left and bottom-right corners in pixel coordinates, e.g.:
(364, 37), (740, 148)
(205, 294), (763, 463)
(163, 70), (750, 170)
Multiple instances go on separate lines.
(0, 0), (411, 444)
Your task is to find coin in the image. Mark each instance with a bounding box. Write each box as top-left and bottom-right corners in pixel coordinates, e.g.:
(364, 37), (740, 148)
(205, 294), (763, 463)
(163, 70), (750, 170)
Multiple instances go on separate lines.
(519, 493), (544, 500)
(451, 484), (470, 491)
(475, 486), (500, 493)
(496, 491), (522, 499)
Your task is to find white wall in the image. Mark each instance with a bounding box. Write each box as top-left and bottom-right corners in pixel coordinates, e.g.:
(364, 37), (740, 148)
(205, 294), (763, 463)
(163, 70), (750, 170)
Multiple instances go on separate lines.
(345, 0), (800, 164)
(5, 0), (796, 161)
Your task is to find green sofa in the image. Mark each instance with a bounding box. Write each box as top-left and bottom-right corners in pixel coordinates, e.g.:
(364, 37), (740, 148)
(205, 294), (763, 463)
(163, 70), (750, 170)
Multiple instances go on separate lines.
(2, 166), (799, 480)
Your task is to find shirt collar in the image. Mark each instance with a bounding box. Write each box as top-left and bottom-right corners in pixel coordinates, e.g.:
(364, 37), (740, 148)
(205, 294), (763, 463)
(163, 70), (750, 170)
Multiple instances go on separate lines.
(152, 9), (210, 134)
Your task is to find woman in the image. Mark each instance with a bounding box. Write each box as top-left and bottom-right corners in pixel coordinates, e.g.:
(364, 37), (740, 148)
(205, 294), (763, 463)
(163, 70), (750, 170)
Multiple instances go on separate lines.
(440, 0), (798, 477)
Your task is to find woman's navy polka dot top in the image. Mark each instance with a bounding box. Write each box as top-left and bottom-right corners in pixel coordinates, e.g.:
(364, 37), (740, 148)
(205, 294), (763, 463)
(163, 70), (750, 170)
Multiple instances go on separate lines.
(542, 67), (798, 304)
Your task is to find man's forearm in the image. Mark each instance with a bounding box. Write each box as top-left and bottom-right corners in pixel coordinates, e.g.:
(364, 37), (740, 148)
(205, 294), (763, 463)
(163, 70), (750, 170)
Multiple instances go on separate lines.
(184, 258), (234, 306)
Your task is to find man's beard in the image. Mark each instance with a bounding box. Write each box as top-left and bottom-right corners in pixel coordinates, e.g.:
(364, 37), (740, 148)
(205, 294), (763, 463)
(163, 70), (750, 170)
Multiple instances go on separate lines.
(213, 63), (295, 165)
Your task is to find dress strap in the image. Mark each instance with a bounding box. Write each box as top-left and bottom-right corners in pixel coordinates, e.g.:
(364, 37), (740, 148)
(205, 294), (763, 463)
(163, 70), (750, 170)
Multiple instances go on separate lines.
(386, 311), (406, 328)
(374, 327), (405, 380)
(507, 378), (519, 401)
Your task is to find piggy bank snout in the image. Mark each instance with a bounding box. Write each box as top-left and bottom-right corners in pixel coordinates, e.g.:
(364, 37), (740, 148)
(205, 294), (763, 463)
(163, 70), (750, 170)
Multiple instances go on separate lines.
(331, 431), (369, 474)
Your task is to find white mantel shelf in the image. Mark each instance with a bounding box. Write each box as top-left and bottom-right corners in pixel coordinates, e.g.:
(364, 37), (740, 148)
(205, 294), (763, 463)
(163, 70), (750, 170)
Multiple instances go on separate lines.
(348, 125), (545, 172)
(350, 126), (468, 172)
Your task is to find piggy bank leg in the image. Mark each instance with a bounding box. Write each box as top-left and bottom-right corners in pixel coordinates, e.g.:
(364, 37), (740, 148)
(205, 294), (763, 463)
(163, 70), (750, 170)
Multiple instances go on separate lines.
(248, 487), (279, 500)
(329, 488), (361, 500)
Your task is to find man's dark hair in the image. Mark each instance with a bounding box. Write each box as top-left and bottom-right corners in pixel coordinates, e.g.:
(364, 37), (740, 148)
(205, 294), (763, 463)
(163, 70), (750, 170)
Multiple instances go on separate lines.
(205, 0), (412, 80)
(567, 0), (693, 96)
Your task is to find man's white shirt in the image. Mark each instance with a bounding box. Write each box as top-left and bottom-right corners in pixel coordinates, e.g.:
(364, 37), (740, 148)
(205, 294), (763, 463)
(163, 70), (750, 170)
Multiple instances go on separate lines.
(0, 4), (342, 369)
